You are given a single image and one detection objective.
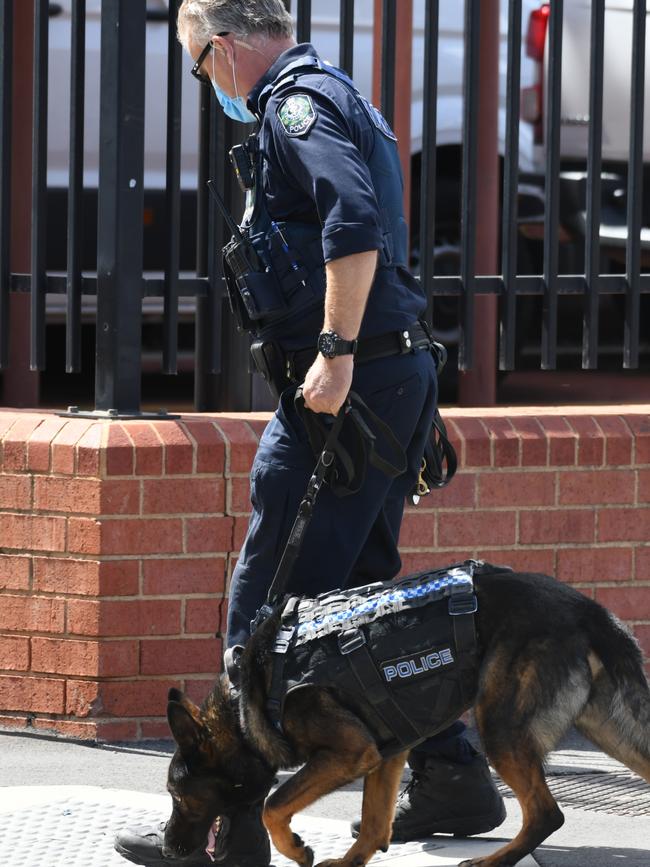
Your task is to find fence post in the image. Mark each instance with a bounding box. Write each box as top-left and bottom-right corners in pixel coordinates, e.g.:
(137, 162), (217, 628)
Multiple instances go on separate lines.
(458, 0), (499, 407)
(94, 0), (146, 414)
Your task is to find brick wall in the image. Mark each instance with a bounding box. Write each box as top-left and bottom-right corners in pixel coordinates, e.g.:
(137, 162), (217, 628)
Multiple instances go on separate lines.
(0, 405), (648, 741)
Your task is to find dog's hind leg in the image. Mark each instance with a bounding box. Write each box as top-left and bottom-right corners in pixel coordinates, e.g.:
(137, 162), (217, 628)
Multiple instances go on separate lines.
(458, 741), (564, 867)
(314, 751), (408, 867)
(576, 655), (650, 785)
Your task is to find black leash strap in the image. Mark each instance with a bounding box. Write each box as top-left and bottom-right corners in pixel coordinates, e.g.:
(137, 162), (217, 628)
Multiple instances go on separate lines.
(250, 390), (407, 633)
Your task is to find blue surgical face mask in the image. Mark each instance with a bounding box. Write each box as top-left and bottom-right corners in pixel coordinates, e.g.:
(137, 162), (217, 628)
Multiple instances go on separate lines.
(212, 47), (257, 124)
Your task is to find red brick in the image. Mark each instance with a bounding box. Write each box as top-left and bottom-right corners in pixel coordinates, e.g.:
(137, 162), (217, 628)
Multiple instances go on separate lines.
(635, 624), (650, 659)
(626, 414), (650, 464)
(214, 419), (258, 474)
(598, 507), (650, 543)
(438, 511), (516, 548)
(76, 423), (103, 476)
(2, 415), (44, 471)
(519, 509), (595, 544)
(477, 471), (555, 507)
(106, 424), (134, 476)
(398, 512), (435, 548)
(510, 416), (547, 466)
(0, 595), (65, 634)
(594, 415), (634, 467)
(0, 714), (29, 731)
(101, 518), (184, 555)
(0, 674), (65, 713)
(0, 513), (66, 552)
(32, 557), (140, 596)
(34, 477), (101, 514)
(33, 718), (100, 740)
(557, 547), (633, 584)
(96, 721), (140, 742)
(181, 420), (225, 474)
(567, 416), (605, 467)
(185, 598), (223, 634)
(153, 422), (194, 475)
(559, 470), (634, 506)
(26, 416), (68, 472)
(184, 678), (216, 706)
(143, 478), (224, 515)
(128, 423), (164, 476)
(636, 547), (650, 581)
(247, 419), (268, 440)
(0, 635), (30, 670)
(232, 516), (249, 552)
(639, 469), (650, 504)
(409, 473), (475, 510)
(595, 586), (650, 621)
(31, 637), (139, 677)
(140, 721), (174, 741)
(67, 517), (102, 554)
(67, 598), (181, 637)
(0, 554), (30, 591)
(483, 417), (519, 467)
(0, 474), (31, 510)
(51, 419), (94, 475)
(449, 417), (490, 467)
(143, 557), (226, 596)
(141, 637), (221, 675)
(65, 680), (102, 717)
(101, 480), (141, 515)
(229, 477), (252, 514)
(99, 679), (180, 717)
(185, 517), (234, 553)
(399, 551), (471, 575)
(478, 548), (556, 575)
(538, 417), (576, 466)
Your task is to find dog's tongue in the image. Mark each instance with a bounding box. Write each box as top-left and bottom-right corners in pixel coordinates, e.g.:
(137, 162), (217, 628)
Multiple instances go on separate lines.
(205, 816), (230, 863)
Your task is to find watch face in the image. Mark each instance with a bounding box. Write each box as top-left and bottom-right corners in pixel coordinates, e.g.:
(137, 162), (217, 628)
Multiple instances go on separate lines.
(319, 332), (337, 357)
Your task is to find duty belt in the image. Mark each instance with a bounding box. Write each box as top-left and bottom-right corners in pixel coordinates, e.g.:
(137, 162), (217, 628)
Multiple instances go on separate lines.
(285, 321), (432, 382)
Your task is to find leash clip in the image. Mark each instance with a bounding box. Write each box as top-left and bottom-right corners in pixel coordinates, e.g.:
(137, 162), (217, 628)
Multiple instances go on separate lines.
(338, 627), (366, 655)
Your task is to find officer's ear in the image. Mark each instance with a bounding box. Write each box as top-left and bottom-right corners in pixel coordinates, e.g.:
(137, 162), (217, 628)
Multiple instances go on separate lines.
(211, 33), (233, 64)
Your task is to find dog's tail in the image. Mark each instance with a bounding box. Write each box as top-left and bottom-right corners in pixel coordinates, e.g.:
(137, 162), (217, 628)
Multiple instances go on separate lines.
(576, 602), (650, 783)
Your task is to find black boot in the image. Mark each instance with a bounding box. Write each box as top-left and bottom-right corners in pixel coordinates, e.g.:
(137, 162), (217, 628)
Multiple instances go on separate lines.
(350, 748), (505, 842)
(115, 805), (271, 866)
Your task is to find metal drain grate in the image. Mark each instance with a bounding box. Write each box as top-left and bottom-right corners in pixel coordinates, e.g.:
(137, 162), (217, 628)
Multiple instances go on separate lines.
(496, 772), (650, 817)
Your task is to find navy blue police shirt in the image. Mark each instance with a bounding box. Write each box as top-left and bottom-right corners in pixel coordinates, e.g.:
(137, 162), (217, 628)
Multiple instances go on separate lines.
(247, 43), (426, 350)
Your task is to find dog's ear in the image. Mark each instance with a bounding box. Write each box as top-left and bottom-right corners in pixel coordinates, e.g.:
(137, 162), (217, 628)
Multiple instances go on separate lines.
(167, 694), (205, 754)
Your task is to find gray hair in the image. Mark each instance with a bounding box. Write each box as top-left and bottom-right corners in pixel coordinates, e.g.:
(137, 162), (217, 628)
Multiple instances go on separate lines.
(177, 0), (294, 47)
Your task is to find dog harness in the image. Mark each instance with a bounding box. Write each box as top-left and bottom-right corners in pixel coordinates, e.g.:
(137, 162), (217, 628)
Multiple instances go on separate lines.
(265, 561), (481, 757)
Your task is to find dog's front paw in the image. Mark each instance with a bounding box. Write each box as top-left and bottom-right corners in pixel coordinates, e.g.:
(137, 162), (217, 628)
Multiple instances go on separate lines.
(459, 860), (484, 866)
(298, 842), (314, 867)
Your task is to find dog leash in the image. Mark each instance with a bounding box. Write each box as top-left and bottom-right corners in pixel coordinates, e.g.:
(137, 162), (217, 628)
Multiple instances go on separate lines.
(250, 389), (407, 633)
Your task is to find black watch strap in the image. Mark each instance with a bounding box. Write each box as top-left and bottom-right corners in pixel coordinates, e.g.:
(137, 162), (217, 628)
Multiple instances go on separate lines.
(318, 330), (358, 358)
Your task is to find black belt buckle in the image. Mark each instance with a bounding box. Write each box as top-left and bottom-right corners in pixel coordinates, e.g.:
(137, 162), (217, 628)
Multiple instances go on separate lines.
(272, 626), (295, 654)
(338, 627), (366, 655)
(448, 593), (478, 616)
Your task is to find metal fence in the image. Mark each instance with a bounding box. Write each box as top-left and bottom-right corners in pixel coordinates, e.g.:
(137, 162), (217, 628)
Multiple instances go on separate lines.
(0, 0), (648, 415)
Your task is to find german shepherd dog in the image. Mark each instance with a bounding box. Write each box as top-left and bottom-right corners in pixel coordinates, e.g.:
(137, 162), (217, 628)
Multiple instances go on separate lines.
(163, 567), (650, 867)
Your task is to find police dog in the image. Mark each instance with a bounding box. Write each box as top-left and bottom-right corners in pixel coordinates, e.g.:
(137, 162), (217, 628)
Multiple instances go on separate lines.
(163, 566), (650, 867)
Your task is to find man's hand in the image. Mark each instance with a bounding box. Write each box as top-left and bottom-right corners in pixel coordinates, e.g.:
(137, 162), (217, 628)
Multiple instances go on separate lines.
(302, 353), (353, 415)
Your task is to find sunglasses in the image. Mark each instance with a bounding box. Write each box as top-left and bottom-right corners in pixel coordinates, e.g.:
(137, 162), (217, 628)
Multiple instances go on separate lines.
(191, 33), (230, 87)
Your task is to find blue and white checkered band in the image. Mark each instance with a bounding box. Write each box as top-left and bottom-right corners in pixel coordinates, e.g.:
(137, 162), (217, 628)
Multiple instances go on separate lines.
(293, 567), (474, 646)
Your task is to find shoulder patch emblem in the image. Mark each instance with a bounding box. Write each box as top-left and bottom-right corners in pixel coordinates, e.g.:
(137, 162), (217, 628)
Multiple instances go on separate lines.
(277, 94), (316, 137)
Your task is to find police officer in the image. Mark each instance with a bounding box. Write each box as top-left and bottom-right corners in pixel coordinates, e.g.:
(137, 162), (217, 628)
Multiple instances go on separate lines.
(115, 2), (504, 865)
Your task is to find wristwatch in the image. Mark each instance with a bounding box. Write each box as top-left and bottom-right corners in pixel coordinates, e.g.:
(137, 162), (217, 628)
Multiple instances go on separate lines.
(317, 330), (358, 359)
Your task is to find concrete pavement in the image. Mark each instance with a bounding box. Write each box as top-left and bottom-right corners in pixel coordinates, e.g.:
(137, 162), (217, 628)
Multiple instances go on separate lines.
(0, 729), (648, 867)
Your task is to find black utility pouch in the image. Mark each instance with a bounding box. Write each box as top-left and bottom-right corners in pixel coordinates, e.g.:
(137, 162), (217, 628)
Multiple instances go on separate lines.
(250, 340), (291, 400)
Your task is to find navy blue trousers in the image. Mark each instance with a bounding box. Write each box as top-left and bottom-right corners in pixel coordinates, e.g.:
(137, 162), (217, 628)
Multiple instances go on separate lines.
(227, 348), (466, 756)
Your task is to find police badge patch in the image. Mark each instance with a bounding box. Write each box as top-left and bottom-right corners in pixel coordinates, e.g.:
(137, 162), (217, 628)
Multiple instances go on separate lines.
(277, 94), (317, 137)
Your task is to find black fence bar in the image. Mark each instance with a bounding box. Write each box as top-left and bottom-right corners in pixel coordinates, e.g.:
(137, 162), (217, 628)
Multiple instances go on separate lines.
(582, 0), (605, 371)
(296, 0), (311, 44)
(624, 0), (646, 369)
(499, 0), (522, 372)
(30, 0), (48, 371)
(194, 86), (212, 411)
(541, 0), (563, 370)
(95, 0), (146, 413)
(163, 0), (183, 375)
(420, 0), (439, 326)
(0, 0), (13, 370)
(458, 0), (481, 370)
(380, 0), (396, 129)
(339, 0), (354, 76)
(66, 0), (85, 374)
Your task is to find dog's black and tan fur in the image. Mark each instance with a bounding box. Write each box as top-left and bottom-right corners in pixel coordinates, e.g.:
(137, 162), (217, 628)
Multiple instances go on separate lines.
(164, 568), (650, 867)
